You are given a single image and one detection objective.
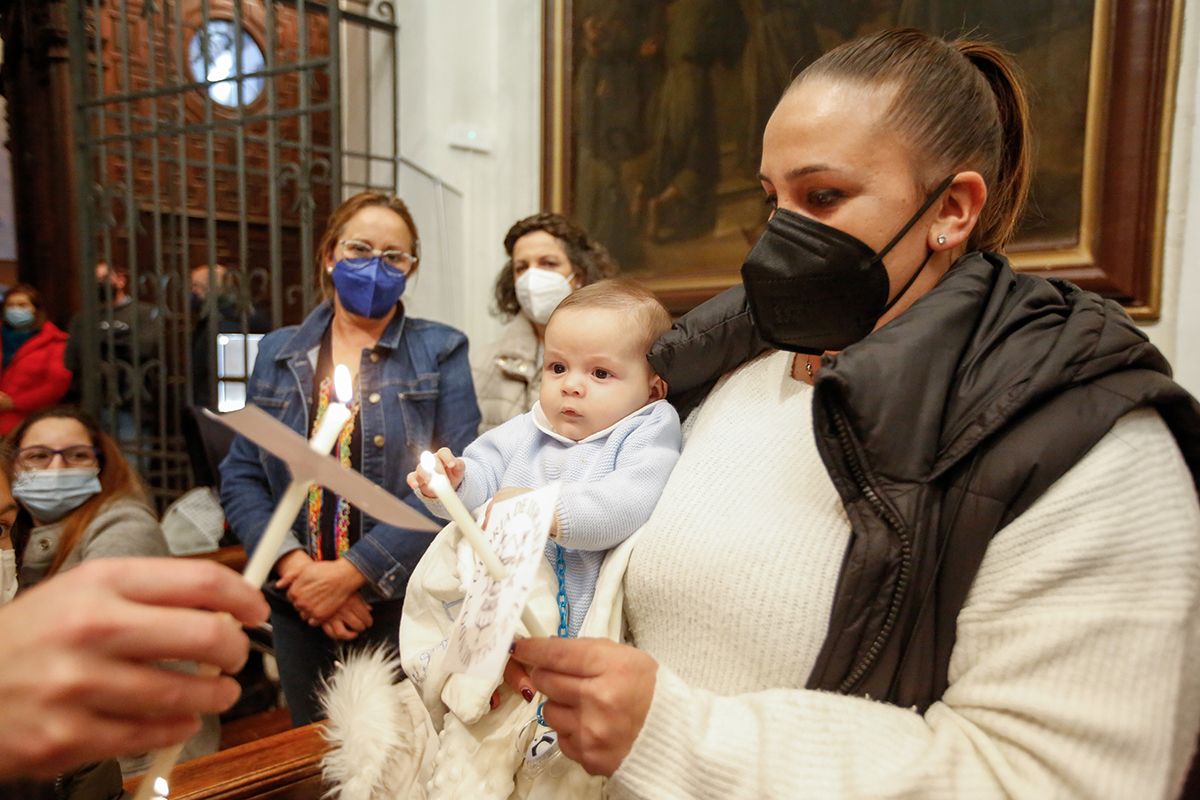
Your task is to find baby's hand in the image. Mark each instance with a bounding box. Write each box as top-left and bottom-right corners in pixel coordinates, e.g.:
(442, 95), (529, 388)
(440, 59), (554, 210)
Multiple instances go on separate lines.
(405, 447), (467, 499)
(432, 447), (466, 489)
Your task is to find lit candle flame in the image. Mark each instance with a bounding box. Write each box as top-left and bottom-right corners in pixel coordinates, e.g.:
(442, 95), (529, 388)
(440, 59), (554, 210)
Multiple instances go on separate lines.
(334, 364), (353, 404)
(153, 776), (170, 798)
(420, 450), (438, 477)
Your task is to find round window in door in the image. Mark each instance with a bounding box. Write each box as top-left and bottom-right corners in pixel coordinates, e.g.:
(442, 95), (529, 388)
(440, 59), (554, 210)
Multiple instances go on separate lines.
(188, 20), (266, 107)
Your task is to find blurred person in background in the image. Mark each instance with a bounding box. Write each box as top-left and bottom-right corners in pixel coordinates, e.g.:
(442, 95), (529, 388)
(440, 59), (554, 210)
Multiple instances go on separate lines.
(189, 263), (271, 408)
(473, 212), (618, 433)
(0, 284), (72, 436)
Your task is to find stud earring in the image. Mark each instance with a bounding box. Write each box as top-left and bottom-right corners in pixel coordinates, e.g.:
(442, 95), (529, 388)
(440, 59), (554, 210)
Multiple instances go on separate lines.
(936, 233), (947, 246)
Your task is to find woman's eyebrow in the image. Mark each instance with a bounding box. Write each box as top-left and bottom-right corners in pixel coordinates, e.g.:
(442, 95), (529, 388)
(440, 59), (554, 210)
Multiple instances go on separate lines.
(758, 164), (841, 184)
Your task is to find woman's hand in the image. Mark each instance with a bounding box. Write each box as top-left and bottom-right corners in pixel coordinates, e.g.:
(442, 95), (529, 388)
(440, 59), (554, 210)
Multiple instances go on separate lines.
(274, 550), (312, 584)
(321, 593), (374, 641)
(278, 559), (365, 625)
(509, 637), (658, 777)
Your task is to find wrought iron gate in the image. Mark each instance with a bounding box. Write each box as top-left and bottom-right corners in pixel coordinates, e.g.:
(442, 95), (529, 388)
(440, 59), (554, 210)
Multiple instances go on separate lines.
(65, 0), (406, 509)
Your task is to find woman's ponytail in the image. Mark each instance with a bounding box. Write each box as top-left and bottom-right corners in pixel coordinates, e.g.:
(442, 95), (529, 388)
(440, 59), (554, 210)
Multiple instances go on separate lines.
(954, 40), (1033, 251)
(795, 29), (1034, 253)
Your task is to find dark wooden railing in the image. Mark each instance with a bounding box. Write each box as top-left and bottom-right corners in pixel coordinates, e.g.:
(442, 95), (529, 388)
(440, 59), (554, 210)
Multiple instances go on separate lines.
(124, 723), (327, 800)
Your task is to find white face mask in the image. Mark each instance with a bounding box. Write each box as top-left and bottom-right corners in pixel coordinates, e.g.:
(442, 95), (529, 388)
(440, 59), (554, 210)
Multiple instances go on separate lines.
(0, 549), (16, 605)
(515, 268), (574, 325)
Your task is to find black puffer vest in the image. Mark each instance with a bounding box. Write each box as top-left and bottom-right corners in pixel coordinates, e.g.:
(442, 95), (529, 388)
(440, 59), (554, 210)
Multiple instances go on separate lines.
(649, 252), (1200, 712)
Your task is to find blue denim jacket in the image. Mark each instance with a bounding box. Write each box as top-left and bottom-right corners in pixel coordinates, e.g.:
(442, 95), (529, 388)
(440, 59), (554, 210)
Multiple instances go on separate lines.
(219, 301), (481, 600)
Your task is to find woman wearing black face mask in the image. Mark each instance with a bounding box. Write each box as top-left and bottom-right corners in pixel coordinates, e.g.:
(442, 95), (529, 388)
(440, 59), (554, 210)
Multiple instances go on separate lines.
(219, 192), (481, 726)
(487, 29), (1200, 798)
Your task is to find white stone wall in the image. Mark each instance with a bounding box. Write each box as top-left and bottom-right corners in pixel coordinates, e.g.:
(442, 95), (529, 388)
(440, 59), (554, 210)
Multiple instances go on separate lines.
(389, 0), (542, 353)
(1143, 4), (1200, 396)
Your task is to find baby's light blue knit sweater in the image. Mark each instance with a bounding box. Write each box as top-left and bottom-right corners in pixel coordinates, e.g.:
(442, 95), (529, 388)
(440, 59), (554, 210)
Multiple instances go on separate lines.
(422, 399), (681, 635)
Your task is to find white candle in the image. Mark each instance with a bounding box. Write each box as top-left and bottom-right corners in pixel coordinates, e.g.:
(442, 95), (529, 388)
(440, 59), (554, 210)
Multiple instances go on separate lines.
(242, 364), (353, 588)
(419, 451), (508, 581)
(418, 451), (551, 639)
(134, 366), (354, 800)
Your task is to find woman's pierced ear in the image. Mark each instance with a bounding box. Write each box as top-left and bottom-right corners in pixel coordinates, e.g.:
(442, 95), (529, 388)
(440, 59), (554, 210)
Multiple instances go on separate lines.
(936, 233), (947, 246)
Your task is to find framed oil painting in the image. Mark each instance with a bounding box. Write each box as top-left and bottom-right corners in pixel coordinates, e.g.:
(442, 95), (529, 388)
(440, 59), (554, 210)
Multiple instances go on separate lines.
(542, 0), (1180, 318)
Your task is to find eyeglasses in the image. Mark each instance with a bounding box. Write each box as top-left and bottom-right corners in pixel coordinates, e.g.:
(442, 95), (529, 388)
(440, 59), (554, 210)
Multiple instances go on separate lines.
(16, 445), (101, 470)
(338, 239), (418, 272)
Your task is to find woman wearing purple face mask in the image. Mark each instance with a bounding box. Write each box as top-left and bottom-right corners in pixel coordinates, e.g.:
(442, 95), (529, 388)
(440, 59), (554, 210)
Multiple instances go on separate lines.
(473, 213), (618, 434)
(219, 192), (481, 726)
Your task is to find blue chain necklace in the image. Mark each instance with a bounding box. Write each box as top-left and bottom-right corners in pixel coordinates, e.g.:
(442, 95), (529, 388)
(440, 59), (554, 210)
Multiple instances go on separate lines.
(553, 543), (569, 638)
(536, 543), (571, 729)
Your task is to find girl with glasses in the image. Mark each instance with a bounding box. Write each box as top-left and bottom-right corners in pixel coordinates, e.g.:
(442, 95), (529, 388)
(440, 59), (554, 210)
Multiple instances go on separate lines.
(3, 407), (166, 585)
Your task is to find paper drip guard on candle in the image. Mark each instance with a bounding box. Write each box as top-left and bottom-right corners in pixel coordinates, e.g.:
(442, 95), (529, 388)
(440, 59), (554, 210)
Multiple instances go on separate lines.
(132, 365), (439, 800)
(418, 451), (553, 639)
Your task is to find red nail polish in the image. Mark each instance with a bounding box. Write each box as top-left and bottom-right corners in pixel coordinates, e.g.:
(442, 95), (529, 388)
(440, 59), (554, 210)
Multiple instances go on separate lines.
(490, 692), (500, 710)
(521, 687), (534, 703)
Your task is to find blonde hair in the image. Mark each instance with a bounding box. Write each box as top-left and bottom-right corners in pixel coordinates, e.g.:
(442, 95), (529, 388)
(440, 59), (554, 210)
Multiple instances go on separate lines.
(552, 279), (672, 357)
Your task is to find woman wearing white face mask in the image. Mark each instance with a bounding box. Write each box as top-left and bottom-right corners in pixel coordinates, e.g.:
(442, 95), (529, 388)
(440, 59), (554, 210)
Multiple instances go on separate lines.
(3, 407), (166, 588)
(473, 213), (618, 433)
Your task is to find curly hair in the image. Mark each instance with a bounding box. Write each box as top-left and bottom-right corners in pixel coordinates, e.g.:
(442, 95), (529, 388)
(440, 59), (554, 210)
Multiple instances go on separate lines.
(493, 212), (619, 319)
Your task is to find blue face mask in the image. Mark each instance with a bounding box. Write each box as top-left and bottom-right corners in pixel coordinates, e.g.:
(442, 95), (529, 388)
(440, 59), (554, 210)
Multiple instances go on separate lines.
(4, 307), (34, 329)
(330, 258), (407, 318)
(12, 468), (102, 524)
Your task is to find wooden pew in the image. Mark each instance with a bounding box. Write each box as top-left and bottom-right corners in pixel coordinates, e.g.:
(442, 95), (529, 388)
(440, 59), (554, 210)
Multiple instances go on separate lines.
(186, 543), (248, 573)
(124, 723), (327, 800)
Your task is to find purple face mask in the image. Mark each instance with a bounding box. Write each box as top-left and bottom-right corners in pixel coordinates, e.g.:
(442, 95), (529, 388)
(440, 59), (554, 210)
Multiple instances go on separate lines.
(331, 257), (408, 318)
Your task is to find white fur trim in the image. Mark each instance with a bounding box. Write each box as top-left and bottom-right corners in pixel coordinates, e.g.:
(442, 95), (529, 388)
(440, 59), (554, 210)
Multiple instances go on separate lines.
(320, 648), (437, 800)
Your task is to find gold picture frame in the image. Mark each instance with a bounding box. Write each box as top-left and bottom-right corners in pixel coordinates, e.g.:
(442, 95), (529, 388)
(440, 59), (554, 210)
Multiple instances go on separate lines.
(542, 0), (1181, 319)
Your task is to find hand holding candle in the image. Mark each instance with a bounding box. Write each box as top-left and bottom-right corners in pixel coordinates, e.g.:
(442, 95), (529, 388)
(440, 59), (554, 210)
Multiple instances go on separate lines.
(242, 363), (353, 588)
(416, 451), (554, 640)
(418, 450), (508, 581)
(133, 365), (355, 800)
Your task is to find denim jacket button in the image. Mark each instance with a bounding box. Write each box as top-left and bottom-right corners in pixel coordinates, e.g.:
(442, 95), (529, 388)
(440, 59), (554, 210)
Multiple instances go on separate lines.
(369, 352), (381, 363)
(368, 392), (381, 404)
(373, 434), (385, 447)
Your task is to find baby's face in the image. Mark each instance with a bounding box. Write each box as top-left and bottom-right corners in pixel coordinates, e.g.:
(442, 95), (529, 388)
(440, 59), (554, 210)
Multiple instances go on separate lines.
(540, 307), (664, 441)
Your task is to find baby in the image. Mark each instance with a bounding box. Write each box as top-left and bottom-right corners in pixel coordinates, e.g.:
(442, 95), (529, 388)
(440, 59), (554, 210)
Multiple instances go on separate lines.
(407, 278), (681, 637)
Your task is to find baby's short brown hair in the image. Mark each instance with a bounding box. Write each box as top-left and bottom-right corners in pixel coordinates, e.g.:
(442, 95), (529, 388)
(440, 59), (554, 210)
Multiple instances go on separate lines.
(551, 279), (672, 357)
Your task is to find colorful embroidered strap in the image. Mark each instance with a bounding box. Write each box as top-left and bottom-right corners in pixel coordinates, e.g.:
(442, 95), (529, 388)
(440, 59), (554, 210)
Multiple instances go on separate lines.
(306, 376), (357, 560)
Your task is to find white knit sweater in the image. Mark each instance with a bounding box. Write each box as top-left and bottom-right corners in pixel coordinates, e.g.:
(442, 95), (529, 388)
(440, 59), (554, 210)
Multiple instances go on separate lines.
(612, 349), (1200, 799)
